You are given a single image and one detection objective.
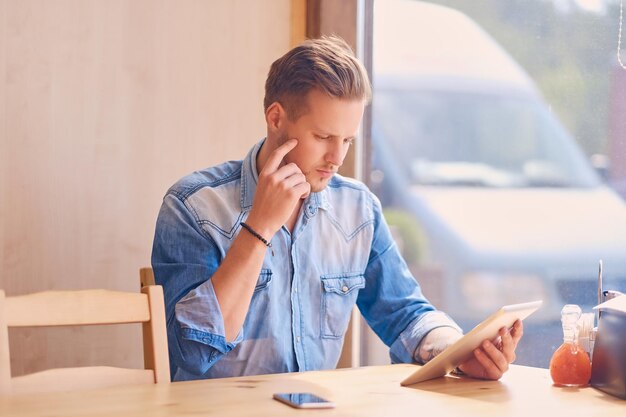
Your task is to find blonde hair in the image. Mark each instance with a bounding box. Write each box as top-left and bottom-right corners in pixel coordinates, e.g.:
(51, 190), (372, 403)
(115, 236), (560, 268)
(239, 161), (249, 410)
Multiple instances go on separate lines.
(264, 35), (371, 120)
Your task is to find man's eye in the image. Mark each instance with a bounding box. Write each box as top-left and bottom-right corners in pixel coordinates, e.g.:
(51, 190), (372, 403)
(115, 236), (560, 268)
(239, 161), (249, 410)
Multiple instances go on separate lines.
(315, 134), (330, 140)
(344, 138), (354, 145)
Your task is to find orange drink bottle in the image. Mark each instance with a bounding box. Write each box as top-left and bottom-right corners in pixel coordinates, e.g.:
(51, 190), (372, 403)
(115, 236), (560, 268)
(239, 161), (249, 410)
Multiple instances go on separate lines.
(549, 304), (592, 387)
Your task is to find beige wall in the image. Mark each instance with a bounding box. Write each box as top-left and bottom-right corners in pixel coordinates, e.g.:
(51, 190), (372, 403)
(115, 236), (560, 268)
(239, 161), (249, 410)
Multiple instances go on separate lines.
(0, 0), (292, 375)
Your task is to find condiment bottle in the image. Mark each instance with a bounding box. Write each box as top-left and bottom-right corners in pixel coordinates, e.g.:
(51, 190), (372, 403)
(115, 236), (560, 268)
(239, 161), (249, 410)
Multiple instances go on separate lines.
(549, 304), (592, 387)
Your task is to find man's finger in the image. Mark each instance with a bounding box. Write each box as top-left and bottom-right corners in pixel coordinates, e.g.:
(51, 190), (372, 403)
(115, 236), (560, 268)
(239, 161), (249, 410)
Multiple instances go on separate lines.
(498, 323), (521, 350)
(263, 139), (298, 173)
(500, 327), (513, 348)
(282, 172), (307, 189)
(273, 162), (302, 181)
(473, 348), (504, 380)
(294, 181), (311, 199)
(510, 320), (523, 344)
(499, 328), (515, 361)
(481, 340), (509, 373)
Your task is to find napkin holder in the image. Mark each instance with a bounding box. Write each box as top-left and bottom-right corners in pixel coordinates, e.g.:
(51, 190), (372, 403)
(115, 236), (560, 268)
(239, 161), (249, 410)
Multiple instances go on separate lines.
(590, 295), (626, 399)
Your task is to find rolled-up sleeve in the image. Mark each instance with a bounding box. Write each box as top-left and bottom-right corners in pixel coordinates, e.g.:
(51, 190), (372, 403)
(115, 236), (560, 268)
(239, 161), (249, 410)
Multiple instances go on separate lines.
(357, 195), (461, 364)
(151, 193), (242, 378)
(390, 311), (461, 364)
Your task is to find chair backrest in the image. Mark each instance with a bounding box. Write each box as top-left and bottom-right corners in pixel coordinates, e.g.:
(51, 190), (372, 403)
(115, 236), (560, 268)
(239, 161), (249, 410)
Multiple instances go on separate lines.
(0, 286), (170, 395)
(140, 267), (180, 379)
(140, 267), (156, 287)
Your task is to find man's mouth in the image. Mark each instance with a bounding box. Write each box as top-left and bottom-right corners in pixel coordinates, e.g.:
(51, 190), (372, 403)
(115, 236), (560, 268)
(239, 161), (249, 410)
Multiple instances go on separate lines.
(316, 169), (336, 178)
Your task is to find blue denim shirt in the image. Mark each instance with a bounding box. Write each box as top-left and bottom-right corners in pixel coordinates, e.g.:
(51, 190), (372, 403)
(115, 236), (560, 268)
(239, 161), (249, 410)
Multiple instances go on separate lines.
(151, 139), (461, 381)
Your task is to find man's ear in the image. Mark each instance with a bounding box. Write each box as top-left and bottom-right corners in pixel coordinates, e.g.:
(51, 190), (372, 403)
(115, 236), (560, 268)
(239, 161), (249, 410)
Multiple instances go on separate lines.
(265, 102), (286, 132)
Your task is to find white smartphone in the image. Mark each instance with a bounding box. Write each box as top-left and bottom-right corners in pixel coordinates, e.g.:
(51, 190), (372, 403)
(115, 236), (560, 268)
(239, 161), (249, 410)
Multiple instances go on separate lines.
(273, 392), (336, 409)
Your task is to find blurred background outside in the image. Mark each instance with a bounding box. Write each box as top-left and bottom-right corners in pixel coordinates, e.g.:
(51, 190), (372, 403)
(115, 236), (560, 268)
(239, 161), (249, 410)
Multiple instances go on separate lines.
(364, 0), (626, 368)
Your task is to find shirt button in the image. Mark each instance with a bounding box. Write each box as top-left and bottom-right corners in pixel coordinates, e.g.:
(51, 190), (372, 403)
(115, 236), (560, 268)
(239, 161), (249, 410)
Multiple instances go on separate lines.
(342, 285), (349, 293)
(296, 336), (301, 343)
(294, 287), (298, 293)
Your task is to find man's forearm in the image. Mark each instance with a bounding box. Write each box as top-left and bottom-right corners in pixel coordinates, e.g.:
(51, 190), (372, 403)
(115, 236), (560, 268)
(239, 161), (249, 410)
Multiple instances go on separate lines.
(210, 227), (270, 341)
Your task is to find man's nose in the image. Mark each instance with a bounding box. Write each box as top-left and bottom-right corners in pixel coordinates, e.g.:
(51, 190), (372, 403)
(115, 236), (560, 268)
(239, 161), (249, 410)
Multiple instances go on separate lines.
(326, 140), (346, 167)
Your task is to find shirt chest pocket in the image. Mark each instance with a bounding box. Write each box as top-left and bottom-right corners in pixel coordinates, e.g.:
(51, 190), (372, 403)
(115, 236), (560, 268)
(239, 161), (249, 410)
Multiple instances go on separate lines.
(254, 269), (272, 292)
(320, 273), (365, 339)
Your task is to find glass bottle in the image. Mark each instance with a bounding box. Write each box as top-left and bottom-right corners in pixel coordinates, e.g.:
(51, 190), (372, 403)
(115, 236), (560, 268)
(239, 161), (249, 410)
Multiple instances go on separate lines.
(549, 304), (592, 387)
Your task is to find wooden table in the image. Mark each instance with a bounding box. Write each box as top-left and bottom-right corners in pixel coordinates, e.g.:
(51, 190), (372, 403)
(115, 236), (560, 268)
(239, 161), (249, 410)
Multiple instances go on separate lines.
(0, 364), (623, 416)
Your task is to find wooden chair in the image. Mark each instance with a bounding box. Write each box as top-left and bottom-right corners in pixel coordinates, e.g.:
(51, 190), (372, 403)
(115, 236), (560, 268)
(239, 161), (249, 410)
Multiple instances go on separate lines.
(0, 285), (170, 395)
(140, 267), (156, 287)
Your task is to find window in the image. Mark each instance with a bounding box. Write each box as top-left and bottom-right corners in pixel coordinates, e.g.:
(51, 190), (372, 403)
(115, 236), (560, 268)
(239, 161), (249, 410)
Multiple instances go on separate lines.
(367, 0), (626, 367)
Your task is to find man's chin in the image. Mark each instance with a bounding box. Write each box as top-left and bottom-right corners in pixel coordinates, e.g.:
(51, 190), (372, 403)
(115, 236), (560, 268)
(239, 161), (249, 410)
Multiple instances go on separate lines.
(309, 186), (325, 193)
(307, 177), (332, 193)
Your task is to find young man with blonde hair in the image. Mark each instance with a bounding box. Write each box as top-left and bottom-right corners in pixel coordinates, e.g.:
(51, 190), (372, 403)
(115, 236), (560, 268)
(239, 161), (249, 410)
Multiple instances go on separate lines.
(152, 36), (522, 381)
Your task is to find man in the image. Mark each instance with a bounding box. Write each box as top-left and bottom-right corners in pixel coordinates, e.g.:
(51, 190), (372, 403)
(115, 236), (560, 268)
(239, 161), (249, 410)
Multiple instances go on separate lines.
(151, 36), (522, 381)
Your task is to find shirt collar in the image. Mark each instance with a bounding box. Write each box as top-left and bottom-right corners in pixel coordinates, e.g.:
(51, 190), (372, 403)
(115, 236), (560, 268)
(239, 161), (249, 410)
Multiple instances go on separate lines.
(240, 138), (333, 213)
(240, 139), (263, 211)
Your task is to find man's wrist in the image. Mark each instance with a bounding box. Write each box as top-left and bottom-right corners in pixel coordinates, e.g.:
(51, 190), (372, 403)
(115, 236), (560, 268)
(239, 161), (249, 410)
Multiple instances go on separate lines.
(243, 214), (275, 240)
(415, 326), (463, 364)
(240, 222), (274, 256)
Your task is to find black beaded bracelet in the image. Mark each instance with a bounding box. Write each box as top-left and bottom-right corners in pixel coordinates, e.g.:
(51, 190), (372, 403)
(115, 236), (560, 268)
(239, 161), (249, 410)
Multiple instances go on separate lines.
(240, 222), (274, 256)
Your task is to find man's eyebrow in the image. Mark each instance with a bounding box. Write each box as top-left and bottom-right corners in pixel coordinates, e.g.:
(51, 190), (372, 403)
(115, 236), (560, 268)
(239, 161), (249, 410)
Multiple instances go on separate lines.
(312, 127), (333, 136)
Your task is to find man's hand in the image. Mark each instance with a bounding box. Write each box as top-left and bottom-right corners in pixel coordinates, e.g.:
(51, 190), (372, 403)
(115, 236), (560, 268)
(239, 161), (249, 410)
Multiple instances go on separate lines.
(246, 139), (310, 238)
(417, 320), (524, 381)
(456, 319), (523, 380)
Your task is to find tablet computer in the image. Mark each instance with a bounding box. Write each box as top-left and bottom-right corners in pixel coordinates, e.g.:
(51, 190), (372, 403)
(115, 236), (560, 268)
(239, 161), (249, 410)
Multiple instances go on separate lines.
(400, 300), (543, 386)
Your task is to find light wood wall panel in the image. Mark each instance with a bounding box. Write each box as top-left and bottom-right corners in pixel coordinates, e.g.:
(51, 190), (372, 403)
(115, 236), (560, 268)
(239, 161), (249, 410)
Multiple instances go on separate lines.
(290, 0), (307, 47)
(0, 0), (291, 376)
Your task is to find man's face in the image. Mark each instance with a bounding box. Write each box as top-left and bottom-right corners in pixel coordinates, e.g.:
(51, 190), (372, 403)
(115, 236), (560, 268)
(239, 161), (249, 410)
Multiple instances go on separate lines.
(277, 89), (365, 193)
